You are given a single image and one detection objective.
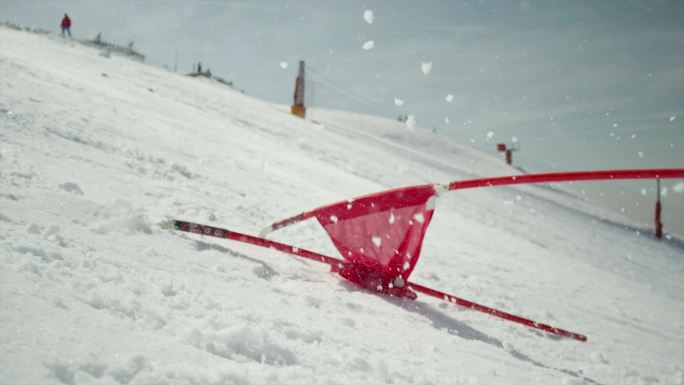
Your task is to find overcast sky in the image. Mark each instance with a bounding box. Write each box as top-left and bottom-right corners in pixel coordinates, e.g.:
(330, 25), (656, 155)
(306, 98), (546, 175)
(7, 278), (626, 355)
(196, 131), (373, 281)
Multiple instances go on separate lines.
(2, 0), (683, 231)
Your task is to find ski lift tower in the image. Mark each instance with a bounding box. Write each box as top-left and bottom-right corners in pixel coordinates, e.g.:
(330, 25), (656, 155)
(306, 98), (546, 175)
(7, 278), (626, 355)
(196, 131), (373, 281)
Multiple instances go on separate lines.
(497, 142), (519, 165)
(291, 60), (306, 118)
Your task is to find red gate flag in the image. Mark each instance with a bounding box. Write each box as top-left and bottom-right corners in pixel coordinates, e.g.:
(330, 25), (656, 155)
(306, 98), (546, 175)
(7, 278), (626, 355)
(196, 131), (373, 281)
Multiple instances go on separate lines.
(170, 168), (684, 342)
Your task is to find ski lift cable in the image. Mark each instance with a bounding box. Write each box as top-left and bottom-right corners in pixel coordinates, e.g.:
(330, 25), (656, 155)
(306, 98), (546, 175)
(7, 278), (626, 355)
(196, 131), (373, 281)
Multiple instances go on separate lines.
(307, 65), (385, 110)
(307, 79), (378, 110)
(306, 73), (378, 110)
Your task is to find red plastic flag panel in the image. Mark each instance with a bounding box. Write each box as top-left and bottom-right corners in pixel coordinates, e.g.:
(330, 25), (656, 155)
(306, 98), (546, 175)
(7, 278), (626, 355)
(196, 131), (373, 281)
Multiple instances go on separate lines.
(313, 185), (438, 297)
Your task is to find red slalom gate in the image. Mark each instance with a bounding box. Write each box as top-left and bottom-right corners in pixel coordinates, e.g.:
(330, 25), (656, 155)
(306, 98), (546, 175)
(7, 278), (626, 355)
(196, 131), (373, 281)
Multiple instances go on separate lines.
(168, 168), (684, 342)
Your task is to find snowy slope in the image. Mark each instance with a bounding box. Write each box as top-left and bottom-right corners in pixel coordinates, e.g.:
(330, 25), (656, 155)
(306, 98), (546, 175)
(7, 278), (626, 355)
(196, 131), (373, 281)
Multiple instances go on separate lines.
(1, 27), (683, 385)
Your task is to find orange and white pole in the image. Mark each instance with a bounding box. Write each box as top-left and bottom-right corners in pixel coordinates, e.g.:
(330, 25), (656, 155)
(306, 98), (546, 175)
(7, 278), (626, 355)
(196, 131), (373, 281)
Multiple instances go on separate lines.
(291, 61), (306, 118)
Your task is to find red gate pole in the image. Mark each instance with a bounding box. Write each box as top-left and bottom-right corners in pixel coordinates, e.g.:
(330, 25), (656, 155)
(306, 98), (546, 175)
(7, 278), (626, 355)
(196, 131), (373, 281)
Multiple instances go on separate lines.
(655, 178), (663, 239)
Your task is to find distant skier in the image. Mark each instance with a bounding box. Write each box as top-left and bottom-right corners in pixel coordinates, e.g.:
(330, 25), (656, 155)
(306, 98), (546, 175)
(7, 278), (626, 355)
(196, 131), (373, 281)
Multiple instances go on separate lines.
(61, 14), (71, 37)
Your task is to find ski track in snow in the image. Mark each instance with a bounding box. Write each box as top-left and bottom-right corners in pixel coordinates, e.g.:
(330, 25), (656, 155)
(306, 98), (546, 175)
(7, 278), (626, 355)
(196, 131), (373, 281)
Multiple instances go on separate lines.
(1, 26), (684, 385)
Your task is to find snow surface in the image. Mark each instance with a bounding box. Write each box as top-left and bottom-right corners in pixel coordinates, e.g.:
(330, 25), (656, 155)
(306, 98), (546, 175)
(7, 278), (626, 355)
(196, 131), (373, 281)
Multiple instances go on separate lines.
(1, 27), (684, 385)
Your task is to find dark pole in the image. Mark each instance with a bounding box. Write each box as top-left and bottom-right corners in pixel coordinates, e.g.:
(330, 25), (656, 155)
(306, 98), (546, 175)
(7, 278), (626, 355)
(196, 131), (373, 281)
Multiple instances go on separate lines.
(655, 178), (663, 239)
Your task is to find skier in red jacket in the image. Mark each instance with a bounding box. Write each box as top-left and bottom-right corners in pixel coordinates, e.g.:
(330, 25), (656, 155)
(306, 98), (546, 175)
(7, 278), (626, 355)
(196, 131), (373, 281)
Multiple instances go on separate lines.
(61, 14), (71, 37)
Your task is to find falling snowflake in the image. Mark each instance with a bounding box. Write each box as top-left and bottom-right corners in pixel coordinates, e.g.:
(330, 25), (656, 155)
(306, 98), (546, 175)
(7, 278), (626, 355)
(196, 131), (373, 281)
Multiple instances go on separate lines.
(394, 97), (404, 106)
(670, 115), (677, 122)
(421, 62), (432, 75)
(372, 236), (382, 247)
(486, 131), (495, 140)
(362, 40), (375, 50)
(444, 117), (450, 124)
(279, 62), (288, 69)
(363, 10), (374, 24)
(673, 182), (684, 193)
(445, 94), (454, 103)
(638, 151), (644, 159)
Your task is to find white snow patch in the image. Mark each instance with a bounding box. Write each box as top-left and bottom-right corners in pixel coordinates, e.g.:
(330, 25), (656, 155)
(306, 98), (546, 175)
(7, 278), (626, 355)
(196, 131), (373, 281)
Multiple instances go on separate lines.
(44, 224), (61, 237)
(560, 378), (586, 385)
(590, 351), (608, 364)
(502, 341), (515, 353)
(26, 222), (42, 234)
(186, 327), (297, 366)
(393, 276), (405, 288)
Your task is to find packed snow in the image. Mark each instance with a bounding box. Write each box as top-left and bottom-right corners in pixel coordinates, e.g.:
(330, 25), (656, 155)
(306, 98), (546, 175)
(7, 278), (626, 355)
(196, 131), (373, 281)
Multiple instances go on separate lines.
(1, 27), (684, 385)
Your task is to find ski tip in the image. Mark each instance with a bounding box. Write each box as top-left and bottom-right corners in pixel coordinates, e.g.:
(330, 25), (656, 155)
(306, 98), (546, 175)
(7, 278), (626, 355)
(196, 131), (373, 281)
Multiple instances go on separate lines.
(159, 219), (180, 230)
